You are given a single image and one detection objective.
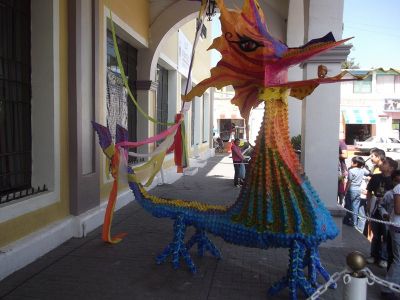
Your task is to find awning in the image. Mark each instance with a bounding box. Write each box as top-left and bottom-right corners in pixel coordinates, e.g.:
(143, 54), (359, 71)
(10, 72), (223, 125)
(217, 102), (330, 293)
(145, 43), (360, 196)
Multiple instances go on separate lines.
(341, 108), (376, 124)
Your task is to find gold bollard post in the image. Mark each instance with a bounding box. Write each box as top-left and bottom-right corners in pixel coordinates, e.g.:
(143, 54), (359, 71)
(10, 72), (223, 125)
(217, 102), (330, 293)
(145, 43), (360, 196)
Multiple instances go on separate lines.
(343, 251), (368, 300)
(346, 251), (367, 277)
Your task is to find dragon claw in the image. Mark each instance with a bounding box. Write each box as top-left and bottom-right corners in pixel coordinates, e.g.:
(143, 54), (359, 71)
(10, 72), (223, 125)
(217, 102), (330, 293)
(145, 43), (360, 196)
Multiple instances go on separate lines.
(268, 241), (316, 299)
(156, 214), (197, 273)
(186, 229), (222, 260)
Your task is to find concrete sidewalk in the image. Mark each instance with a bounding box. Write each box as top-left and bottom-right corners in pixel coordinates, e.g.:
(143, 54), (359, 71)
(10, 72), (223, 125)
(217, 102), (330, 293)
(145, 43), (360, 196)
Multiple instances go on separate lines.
(0, 154), (388, 299)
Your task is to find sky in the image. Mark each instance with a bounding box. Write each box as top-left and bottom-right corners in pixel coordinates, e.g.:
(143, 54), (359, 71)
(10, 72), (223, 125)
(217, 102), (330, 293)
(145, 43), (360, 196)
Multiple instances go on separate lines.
(343, 0), (400, 69)
(210, 0), (400, 69)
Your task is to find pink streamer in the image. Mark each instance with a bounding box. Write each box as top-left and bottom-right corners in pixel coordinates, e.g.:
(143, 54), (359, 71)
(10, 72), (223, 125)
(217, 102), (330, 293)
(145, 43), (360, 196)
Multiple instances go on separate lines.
(116, 120), (182, 149)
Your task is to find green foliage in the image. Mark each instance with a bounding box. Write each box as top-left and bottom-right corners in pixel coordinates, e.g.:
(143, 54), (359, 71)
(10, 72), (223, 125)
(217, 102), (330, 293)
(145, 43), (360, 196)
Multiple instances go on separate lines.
(290, 135), (302, 151)
(341, 58), (360, 69)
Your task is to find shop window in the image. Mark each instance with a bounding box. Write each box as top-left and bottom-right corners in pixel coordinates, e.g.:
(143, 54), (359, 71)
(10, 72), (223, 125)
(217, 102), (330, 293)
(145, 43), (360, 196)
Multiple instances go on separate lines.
(395, 76), (400, 94)
(353, 75), (372, 93)
(202, 94), (210, 143)
(376, 75), (395, 94)
(393, 119), (400, 139)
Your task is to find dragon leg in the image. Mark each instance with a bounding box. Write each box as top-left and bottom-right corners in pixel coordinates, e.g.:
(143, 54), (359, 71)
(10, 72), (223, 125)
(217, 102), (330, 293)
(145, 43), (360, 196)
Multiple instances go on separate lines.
(300, 246), (317, 287)
(156, 214), (197, 273)
(186, 228), (222, 259)
(312, 247), (337, 289)
(301, 246), (337, 289)
(268, 240), (315, 299)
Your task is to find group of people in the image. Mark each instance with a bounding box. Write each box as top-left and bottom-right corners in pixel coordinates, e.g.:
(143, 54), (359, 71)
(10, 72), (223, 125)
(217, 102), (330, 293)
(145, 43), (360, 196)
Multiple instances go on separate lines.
(338, 143), (400, 299)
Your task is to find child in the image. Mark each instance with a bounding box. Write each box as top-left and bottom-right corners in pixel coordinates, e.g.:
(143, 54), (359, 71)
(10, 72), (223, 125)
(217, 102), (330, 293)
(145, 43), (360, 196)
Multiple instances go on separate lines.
(343, 156), (369, 227)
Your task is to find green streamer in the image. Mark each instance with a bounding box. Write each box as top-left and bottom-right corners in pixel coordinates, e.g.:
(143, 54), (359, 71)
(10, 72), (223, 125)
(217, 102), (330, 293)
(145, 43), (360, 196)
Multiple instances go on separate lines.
(109, 12), (175, 126)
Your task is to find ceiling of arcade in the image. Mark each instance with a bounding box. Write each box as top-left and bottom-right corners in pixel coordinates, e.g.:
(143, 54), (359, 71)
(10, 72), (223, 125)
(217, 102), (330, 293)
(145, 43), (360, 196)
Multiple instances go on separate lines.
(139, 0), (290, 81)
(149, 0), (289, 40)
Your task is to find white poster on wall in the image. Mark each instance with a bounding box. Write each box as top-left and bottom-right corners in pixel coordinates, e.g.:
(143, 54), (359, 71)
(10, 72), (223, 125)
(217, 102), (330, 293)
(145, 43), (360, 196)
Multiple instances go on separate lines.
(178, 31), (192, 77)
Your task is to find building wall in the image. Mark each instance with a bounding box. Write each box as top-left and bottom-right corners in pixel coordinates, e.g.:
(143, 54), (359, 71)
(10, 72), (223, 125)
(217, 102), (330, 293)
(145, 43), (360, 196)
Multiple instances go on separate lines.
(107, 0), (149, 42)
(340, 69), (400, 143)
(0, 0), (212, 279)
(180, 20), (212, 83)
(159, 17), (213, 160)
(161, 31), (178, 64)
(0, 0), (70, 247)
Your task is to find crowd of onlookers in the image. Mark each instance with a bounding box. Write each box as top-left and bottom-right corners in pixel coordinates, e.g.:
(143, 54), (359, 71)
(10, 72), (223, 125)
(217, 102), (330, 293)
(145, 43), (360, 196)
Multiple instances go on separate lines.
(338, 142), (400, 299)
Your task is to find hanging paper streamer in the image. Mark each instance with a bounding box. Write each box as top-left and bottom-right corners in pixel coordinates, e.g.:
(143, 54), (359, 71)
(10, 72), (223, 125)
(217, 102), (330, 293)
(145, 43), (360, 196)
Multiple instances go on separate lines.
(116, 121), (181, 149)
(171, 114), (189, 173)
(101, 149), (128, 244)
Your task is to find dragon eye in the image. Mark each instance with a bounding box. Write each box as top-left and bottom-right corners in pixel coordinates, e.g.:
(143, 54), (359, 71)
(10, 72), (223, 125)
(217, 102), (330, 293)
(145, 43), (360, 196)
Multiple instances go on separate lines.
(238, 37), (262, 52)
(225, 33), (263, 52)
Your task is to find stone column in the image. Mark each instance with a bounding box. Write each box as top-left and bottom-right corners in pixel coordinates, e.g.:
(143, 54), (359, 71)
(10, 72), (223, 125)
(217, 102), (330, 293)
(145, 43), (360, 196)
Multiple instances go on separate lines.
(68, 0), (100, 215)
(287, 0), (305, 137)
(302, 0), (351, 243)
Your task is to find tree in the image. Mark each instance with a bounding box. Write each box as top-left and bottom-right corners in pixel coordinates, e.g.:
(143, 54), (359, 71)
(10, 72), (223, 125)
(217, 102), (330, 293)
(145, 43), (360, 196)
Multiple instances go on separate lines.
(342, 58), (360, 69)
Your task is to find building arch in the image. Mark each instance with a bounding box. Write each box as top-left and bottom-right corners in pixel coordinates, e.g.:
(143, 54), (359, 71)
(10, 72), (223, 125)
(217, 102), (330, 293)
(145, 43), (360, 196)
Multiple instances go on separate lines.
(138, 0), (199, 82)
(139, 0), (289, 82)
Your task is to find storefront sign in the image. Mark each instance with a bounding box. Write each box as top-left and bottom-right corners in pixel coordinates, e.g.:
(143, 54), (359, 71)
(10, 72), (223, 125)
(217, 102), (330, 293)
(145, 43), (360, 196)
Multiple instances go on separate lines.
(178, 31), (192, 77)
(384, 98), (400, 111)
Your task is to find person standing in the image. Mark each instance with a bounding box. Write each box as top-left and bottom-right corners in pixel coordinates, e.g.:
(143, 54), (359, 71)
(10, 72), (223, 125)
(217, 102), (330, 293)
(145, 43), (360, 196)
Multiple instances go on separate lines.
(379, 170), (400, 271)
(358, 148), (386, 234)
(382, 169), (400, 300)
(343, 156), (369, 227)
(338, 139), (348, 206)
(366, 157), (398, 268)
(231, 138), (244, 187)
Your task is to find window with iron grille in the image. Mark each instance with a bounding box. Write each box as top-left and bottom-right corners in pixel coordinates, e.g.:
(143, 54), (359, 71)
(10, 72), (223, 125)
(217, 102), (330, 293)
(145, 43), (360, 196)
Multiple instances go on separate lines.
(106, 29), (142, 164)
(0, 0), (32, 202)
(156, 65), (168, 137)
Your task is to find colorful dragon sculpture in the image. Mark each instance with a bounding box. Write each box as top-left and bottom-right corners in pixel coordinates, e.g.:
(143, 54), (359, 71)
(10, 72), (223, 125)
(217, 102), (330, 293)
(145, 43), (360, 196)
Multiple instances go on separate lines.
(93, 0), (361, 298)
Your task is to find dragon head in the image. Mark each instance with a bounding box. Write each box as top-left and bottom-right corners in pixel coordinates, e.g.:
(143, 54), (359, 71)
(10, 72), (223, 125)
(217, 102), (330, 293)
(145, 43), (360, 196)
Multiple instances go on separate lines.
(183, 0), (351, 122)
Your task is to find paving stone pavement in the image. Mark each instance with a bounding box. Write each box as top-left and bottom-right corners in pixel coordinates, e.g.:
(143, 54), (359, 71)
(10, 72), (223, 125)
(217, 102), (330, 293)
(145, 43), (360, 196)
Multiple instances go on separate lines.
(0, 154), (391, 299)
